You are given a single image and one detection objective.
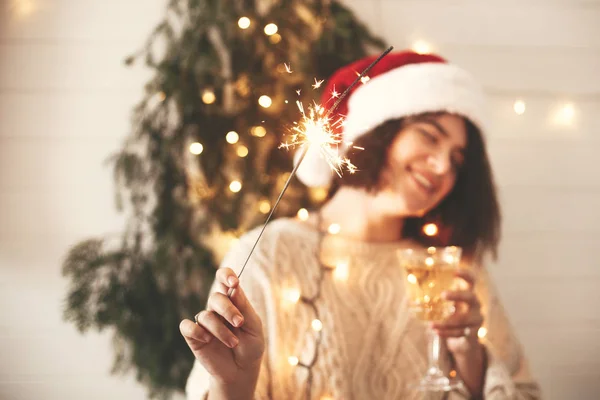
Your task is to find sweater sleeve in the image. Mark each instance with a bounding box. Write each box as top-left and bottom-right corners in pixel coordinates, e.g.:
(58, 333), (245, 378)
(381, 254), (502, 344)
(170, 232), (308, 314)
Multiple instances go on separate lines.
(185, 231), (274, 400)
(450, 267), (542, 399)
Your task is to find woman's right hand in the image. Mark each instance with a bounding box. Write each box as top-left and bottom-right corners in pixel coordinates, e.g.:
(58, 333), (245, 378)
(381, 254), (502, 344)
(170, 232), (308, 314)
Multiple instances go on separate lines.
(179, 267), (265, 385)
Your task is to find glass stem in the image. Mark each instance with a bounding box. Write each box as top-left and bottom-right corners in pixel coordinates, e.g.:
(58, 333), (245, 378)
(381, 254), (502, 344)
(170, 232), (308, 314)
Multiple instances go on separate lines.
(427, 327), (443, 377)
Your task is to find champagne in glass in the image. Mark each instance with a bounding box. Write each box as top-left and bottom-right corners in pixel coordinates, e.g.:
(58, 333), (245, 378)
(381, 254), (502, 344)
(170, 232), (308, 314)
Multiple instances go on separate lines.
(397, 246), (462, 392)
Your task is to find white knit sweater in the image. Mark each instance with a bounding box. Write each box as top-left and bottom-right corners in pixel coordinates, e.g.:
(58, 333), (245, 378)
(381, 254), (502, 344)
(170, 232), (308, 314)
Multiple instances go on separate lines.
(186, 218), (541, 399)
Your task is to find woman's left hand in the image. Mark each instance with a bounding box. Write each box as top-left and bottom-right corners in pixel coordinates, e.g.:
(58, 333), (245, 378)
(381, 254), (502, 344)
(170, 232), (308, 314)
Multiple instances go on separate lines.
(431, 268), (484, 355)
(432, 268), (487, 396)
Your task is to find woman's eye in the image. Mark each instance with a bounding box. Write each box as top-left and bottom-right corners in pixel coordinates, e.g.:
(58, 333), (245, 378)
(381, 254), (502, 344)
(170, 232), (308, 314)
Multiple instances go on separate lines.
(419, 129), (437, 143)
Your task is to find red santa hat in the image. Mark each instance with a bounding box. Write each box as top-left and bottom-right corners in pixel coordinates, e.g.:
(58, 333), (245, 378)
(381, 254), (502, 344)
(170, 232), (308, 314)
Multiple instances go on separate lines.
(295, 50), (487, 188)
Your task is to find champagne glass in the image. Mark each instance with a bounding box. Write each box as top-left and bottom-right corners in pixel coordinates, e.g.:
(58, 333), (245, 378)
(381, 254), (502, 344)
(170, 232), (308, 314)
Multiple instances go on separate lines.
(397, 246), (463, 392)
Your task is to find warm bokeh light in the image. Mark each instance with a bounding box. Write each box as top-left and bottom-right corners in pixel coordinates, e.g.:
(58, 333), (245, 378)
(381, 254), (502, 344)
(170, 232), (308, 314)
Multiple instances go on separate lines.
(423, 223), (438, 236)
(269, 33), (282, 44)
(251, 126), (267, 137)
(297, 208), (309, 221)
(311, 319), (323, 332)
(11, 0), (35, 18)
(412, 40), (432, 55)
(229, 180), (242, 193)
(283, 288), (301, 304)
(236, 145), (249, 157)
(189, 142), (203, 155)
(238, 17), (251, 29)
(258, 95), (272, 108)
(553, 103), (575, 126)
(309, 187), (328, 202)
(514, 100), (526, 115)
(201, 90), (216, 104)
(264, 23), (278, 36)
(226, 131), (239, 144)
(334, 262), (349, 281)
(328, 223), (341, 234)
(259, 200), (271, 214)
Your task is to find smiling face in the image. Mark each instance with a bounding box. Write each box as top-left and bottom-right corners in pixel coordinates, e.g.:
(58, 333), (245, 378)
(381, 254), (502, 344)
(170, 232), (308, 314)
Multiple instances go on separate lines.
(374, 113), (468, 216)
(327, 112), (501, 258)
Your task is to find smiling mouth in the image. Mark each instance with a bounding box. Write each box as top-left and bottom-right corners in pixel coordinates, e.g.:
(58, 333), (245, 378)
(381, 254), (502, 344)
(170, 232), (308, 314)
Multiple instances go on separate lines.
(410, 170), (436, 194)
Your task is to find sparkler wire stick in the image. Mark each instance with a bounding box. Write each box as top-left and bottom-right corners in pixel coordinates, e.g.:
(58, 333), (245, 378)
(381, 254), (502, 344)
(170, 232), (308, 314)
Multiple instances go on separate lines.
(233, 46), (394, 285)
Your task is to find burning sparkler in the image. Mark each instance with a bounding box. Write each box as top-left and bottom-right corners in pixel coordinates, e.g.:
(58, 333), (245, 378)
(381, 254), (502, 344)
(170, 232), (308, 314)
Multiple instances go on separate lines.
(232, 45), (394, 284)
(279, 101), (356, 178)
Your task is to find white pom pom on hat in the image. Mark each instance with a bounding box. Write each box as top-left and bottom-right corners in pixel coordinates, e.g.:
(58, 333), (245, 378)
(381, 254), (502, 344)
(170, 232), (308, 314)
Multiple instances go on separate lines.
(294, 49), (488, 188)
(294, 144), (334, 188)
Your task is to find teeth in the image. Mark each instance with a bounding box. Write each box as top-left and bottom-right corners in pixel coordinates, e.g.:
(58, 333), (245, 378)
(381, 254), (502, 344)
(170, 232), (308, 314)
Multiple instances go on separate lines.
(413, 172), (432, 189)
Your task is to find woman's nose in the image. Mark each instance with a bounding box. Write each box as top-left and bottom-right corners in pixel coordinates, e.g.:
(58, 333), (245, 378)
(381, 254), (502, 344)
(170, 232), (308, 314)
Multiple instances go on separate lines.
(426, 153), (452, 175)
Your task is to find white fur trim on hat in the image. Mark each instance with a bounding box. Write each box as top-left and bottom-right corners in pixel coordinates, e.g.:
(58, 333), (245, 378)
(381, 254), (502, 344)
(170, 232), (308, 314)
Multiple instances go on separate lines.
(294, 144), (334, 188)
(343, 62), (487, 142)
(295, 61), (487, 187)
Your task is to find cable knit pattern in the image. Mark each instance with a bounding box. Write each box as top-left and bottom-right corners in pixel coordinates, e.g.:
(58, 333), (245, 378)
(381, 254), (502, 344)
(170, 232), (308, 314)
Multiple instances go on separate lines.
(186, 218), (541, 400)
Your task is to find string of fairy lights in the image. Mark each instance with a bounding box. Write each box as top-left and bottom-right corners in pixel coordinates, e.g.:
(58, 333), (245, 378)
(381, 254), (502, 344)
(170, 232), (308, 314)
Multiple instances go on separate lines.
(285, 211), (329, 400)
(277, 210), (357, 399)
(280, 210), (489, 399)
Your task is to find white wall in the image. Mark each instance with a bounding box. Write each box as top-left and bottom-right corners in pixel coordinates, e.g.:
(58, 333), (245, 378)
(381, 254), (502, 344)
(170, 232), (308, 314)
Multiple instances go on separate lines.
(0, 0), (176, 399)
(1, 0), (599, 399)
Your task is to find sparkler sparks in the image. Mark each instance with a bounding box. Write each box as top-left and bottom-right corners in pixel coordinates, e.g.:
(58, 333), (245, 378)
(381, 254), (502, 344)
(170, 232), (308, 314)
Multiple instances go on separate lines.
(356, 71), (371, 84)
(331, 85), (340, 99)
(229, 46), (394, 285)
(312, 78), (325, 89)
(279, 101), (357, 178)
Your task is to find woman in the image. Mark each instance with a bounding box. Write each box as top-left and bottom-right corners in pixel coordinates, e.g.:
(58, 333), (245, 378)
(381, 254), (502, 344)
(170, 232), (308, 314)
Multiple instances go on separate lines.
(179, 51), (542, 399)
